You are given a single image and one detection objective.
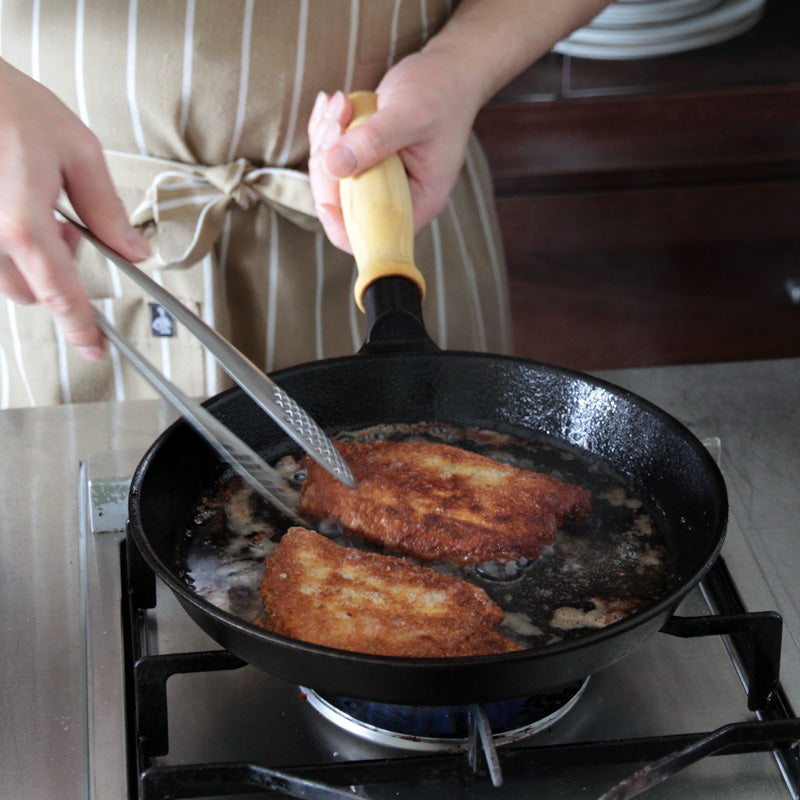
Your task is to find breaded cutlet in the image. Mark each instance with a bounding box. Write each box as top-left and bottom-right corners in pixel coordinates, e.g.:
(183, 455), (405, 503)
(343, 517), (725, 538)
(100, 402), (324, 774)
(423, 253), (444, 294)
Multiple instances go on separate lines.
(260, 527), (520, 658)
(298, 439), (592, 565)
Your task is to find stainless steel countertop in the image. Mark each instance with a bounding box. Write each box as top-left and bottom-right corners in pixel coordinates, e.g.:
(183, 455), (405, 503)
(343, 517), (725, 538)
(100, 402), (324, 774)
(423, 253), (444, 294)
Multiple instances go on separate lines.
(1, 357), (798, 799)
(599, 357), (800, 706)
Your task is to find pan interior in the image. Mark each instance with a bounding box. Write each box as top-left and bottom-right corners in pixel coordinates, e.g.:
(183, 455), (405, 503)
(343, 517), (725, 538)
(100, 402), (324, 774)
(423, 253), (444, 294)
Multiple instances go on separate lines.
(178, 420), (675, 653)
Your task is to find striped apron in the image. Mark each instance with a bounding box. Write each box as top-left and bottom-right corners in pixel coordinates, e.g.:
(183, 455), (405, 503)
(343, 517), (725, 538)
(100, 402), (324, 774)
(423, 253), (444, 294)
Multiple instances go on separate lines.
(0, 0), (511, 408)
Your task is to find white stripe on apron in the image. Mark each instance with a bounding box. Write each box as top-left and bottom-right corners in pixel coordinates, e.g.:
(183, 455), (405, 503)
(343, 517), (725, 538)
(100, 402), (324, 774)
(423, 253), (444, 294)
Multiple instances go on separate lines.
(266, 208), (280, 372)
(227, 0), (254, 163)
(430, 218), (446, 347)
(75, 0), (90, 125)
(55, 320), (71, 403)
(348, 268), (360, 353)
(277, 0), (309, 168)
(31, 0), (41, 80)
(179, 0), (195, 138)
(218, 211), (233, 311)
(106, 258), (124, 298)
(314, 232), (325, 360)
(201, 252), (217, 395)
(0, 340), (9, 408)
(343, 0), (359, 93)
(388, 0), (402, 69)
(102, 297), (126, 401)
(127, 0), (149, 156)
(6, 299), (35, 406)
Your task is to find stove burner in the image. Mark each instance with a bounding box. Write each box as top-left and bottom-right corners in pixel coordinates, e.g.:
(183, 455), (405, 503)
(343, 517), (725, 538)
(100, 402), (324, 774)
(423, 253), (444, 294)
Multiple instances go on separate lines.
(302, 679), (590, 752)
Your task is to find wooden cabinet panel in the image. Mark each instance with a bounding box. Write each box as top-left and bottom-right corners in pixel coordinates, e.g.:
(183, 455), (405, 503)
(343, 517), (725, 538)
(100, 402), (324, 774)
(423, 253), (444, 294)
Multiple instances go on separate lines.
(475, 87), (800, 195)
(502, 218), (800, 370)
(472, 1), (800, 370)
(489, 173), (800, 371)
(495, 181), (800, 255)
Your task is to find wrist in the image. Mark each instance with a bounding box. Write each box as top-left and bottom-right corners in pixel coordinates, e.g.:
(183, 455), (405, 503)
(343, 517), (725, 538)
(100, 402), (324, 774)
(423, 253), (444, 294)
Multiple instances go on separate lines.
(420, 29), (502, 114)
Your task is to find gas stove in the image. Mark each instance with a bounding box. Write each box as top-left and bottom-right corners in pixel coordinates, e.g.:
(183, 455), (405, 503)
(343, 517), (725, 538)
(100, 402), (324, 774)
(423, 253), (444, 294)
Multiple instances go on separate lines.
(93, 489), (799, 800)
(112, 521), (799, 800)
(83, 421), (800, 796)
(3, 359), (800, 799)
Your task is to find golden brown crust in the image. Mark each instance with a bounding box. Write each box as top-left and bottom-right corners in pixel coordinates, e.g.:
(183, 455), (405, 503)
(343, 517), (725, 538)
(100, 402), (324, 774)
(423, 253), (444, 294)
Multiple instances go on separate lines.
(260, 528), (520, 658)
(298, 440), (592, 565)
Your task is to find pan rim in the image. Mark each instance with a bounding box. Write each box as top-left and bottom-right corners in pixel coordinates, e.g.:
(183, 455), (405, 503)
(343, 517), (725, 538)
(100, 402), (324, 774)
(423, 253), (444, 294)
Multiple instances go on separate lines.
(127, 350), (728, 674)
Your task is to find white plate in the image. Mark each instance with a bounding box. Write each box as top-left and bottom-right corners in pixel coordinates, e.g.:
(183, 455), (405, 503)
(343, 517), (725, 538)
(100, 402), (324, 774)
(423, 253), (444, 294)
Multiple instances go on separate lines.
(592, 0), (722, 28)
(554, 7), (763, 59)
(564, 0), (763, 46)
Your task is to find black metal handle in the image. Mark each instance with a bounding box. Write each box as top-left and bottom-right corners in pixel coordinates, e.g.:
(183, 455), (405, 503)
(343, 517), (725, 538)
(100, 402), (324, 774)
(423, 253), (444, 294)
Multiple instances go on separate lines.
(134, 650), (246, 757)
(359, 276), (439, 354)
(140, 761), (375, 800)
(661, 611), (783, 711)
(598, 718), (800, 800)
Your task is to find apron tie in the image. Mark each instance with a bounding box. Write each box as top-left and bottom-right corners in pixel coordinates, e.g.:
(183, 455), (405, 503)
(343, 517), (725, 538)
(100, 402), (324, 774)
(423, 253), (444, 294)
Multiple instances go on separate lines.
(105, 151), (321, 269)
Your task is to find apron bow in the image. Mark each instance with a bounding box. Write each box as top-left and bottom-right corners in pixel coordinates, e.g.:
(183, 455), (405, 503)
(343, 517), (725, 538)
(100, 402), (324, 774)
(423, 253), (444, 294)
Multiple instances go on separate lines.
(106, 152), (321, 269)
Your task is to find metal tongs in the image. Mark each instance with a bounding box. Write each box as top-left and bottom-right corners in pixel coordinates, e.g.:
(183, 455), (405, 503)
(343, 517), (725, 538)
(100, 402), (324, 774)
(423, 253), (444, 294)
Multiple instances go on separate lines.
(57, 207), (356, 518)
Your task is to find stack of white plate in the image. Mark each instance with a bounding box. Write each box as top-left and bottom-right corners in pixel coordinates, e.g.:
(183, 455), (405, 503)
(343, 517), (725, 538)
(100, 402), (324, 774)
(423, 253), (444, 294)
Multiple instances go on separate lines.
(554, 0), (766, 60)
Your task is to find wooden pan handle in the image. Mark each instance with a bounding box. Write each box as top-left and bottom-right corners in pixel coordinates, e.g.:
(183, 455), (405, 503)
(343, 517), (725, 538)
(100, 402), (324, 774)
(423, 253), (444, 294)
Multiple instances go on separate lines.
(340, 91), (426, 311)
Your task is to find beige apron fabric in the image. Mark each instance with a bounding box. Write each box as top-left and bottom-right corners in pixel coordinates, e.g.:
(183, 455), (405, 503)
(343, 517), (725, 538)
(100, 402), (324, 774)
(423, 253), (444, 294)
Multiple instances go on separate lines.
(0, 0), (511, 409)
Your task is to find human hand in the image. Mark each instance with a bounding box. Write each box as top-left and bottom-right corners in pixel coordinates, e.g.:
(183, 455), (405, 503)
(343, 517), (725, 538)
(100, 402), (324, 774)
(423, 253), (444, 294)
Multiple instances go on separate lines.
(0, 60), (150, 360)
(308, 49), (481, 254)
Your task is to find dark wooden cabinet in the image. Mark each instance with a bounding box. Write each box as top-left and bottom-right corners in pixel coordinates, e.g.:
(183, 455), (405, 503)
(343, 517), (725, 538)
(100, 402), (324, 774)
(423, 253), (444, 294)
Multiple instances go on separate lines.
(474, 0), (800, 370)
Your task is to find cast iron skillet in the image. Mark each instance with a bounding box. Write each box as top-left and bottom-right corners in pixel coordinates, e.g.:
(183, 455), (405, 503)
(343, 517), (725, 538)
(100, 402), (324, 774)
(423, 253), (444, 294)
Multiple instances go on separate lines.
(127, 94), (727, 706)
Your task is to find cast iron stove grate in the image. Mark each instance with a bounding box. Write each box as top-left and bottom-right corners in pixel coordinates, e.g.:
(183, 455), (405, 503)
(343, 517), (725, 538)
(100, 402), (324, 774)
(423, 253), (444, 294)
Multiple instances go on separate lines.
(122, 537), (800, 800)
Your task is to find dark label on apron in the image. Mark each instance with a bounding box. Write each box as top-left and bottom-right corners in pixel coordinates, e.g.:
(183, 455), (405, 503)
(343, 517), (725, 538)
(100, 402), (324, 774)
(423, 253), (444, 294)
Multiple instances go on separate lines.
(149, 304), (176, 337)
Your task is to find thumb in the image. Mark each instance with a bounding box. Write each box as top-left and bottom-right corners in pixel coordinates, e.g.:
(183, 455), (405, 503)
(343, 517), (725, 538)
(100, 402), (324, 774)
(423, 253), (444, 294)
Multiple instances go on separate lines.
(323, 109), (404, 180)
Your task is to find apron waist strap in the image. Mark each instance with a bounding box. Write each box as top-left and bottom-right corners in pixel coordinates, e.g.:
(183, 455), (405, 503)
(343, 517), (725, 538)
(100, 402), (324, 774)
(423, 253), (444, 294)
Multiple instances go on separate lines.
(105, 150), (321, 269)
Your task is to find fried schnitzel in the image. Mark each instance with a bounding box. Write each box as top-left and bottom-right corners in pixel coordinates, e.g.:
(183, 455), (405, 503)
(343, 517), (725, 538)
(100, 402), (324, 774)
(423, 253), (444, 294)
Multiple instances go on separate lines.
(260, 527), (520, 658)
(298, 439), (592, 565)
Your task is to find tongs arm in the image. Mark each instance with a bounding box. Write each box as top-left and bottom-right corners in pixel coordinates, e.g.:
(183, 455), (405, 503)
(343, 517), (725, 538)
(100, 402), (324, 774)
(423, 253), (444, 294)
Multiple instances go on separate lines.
(95, 310), (304, 523)
(57, 205), (355, 489)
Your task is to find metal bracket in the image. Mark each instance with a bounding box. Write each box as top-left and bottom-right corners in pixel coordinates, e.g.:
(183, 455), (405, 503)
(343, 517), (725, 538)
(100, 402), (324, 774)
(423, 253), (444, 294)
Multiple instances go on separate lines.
(661, 610), (783, 711)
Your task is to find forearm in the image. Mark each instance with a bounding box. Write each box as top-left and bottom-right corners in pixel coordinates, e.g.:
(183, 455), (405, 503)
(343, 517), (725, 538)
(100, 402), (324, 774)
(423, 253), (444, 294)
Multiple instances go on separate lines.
(308, 0), (611, 247)
(423, 0), (611, 112)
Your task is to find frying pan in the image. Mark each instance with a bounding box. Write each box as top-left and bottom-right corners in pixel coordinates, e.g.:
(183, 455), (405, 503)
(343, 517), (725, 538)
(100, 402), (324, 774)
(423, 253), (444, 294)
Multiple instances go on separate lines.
(127, 93), (727, 706)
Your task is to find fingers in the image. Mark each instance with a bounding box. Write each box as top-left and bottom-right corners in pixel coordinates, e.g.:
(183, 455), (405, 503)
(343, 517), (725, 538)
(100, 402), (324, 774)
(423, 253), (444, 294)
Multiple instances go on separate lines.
(322, 97), (404, 180)
(59, 218), (83, 258)
(315, 201), (349, 252)
(0, 61), (150, 361)
(3, 207), (106, 359)
(0, 254), (35, 304)
(55, 133), (148, 357)
(309, 90), (414, 252)
(308, 91), (353, 252)
(61, 128), (151, 263)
